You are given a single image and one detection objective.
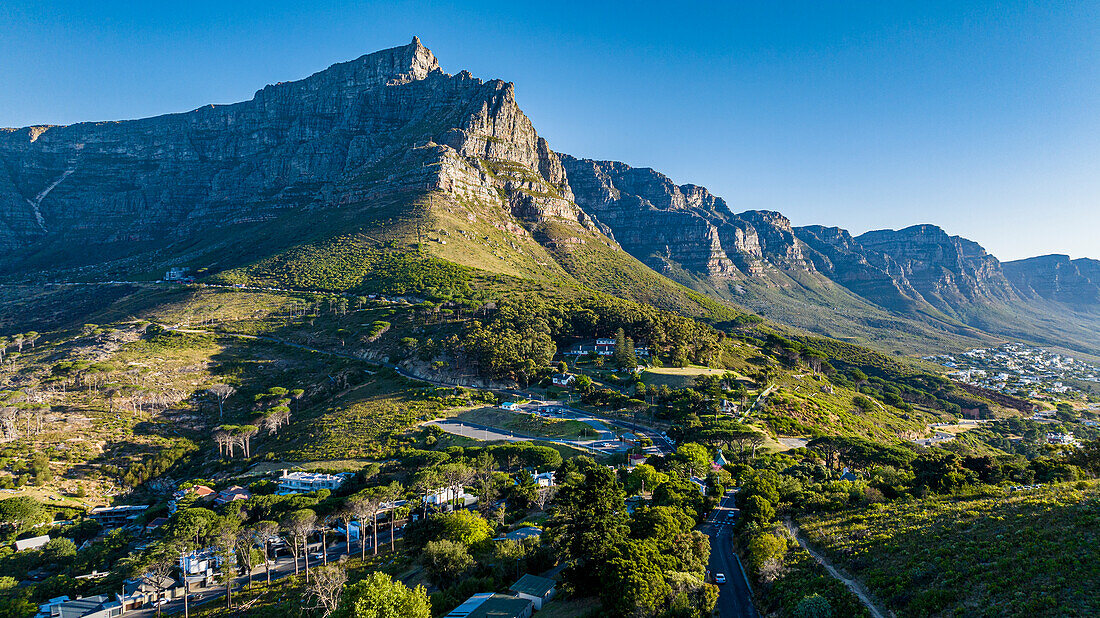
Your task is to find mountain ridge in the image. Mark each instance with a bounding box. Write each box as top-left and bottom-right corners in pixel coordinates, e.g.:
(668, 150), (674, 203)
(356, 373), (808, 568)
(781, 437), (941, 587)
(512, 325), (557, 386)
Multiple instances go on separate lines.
(1, 37), (1097, 357)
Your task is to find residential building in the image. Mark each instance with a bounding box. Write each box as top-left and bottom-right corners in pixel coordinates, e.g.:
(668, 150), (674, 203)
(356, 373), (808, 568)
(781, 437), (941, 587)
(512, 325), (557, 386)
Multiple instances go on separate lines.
(444, 593), (534, 618)
(38, 596), (70, 617)
(1047, 432), (1077, 446)
(627, 453), (647, 468)
(550, 373), (575, 387)
(143, 518), (169, 535)
(15, 534), (50, 551)
(534, 471), (555, 487)
(120, 576), (183, 610)
(214, 485), (251, 506)
(425, 486), (466, 505)
(46, 594), (122, 618)
(168, 485), (215, 514)
(495, 526), (543, 542)
(500, 402), (519, 411)
(163, 267), (192, 282)
(509, 574), (557, 610)
(88, 505), (149, 528)
(277, 470), (346, 494)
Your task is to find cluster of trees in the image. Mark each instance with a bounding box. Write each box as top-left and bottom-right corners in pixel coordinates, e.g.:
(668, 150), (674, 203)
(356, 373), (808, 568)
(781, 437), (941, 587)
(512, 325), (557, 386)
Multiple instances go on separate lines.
(544, 456), (717, 617)
(0, 332), (38, 364)
(450, 292), (724, 383)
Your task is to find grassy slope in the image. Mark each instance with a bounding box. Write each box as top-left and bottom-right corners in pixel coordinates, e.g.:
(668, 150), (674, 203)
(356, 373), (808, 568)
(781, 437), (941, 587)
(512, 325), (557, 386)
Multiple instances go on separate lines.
(798, 483), (1100, 617)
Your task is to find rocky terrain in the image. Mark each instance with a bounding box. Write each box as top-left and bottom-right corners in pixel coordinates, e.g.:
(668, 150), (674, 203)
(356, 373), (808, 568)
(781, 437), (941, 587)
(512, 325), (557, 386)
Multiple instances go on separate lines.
(1, 37), (1098, 357)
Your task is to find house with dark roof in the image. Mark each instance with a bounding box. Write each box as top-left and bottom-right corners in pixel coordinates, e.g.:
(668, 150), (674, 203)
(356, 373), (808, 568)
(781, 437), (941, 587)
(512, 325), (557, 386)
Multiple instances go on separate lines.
(48, 594), (122, 618)
(509, 574), (557, 610)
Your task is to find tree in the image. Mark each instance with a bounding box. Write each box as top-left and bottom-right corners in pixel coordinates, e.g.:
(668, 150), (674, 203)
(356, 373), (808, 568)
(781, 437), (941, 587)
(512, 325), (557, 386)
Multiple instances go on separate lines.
(625, 464), (667, 496)
(382, 482), (404, 553)
(0, 496), (48, 537)
(794, 593), (834, 618)
(139, 543), (181, 618)
(212, 514), (242, 609)
(307, 564), (348, 617)
(677, 442), (711, 478)
(251, 520), (279, 586)
(421, 539), (474, 586)
(348, 492), (382, 560)
(282, 509), (317, 582)
(613, 328), (637, 370)
(438, 462), (472, 510)
(235, 425), (258, 458)
(208, 384), (235, 419)
(333, 506), (356, 559)
(333, 571), (431, 618)
(545, 458), (629, 594)
(742, 495), (775, 527)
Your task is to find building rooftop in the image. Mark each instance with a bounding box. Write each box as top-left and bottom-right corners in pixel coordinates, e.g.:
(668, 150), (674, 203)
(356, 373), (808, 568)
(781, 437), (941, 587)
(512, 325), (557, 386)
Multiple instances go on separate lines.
(445, 593), (533, 618)
(509, 573), (557, 598)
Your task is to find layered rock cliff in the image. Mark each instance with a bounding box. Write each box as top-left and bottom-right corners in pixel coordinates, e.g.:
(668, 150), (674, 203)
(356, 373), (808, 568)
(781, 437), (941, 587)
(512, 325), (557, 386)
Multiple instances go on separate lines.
(0, 37), (582, 270)
(853, 225), (1020, 314)
(559, 155), (814, 278)
(1003, 255), (1100, 307)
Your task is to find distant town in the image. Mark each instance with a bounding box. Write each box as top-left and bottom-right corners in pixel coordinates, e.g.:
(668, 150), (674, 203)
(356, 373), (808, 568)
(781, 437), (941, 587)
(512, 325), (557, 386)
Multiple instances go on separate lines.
(926, 343), (1100, 402)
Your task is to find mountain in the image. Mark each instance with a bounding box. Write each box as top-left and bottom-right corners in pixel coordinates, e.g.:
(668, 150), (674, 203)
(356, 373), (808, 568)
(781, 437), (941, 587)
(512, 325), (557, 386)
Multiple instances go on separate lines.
(1003, 255), (1100, 307)
(1, 37), (1097, 356)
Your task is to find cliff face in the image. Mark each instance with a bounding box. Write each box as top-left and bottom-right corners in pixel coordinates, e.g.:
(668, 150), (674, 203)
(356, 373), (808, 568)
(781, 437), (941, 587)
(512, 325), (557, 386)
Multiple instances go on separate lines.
(0, 37), (580, 269)
(559, 155), (813, 277)
(1003, 255), (1100, 307)
(853, 225), (1020, 313)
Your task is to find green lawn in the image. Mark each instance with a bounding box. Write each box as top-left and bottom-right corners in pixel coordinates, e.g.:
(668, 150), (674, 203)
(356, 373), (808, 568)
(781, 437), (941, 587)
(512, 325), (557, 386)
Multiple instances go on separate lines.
(643, 365), (729, 388)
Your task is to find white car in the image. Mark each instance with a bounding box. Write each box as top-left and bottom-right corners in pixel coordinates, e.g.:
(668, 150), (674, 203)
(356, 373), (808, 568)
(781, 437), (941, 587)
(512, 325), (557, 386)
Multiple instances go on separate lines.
(714, 573), (726, 584)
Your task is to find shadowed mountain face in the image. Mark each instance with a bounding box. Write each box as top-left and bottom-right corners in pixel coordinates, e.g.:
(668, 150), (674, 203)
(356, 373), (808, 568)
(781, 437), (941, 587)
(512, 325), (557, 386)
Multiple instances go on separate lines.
(0, 38), (583, 271)
(1003, 255), (1100, 307)
(1, 38), (1097, 356)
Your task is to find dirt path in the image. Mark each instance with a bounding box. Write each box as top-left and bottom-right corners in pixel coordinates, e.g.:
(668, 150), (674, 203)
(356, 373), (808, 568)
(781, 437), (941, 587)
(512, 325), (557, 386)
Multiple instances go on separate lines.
(785, 520), (890, 618)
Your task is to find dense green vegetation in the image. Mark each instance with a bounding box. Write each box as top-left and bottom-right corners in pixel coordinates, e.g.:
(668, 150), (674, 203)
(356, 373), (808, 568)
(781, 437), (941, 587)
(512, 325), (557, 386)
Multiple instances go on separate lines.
(799, 484), (1100, 616)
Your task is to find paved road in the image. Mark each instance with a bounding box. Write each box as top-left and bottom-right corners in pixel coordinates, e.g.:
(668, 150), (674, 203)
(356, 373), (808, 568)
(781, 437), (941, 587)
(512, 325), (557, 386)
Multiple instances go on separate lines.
(702, 491), (757, 618)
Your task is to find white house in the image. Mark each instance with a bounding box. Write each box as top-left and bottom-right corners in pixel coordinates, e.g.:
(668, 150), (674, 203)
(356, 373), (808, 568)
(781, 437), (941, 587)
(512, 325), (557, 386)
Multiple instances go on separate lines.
(534, 471), (555, 487)
(551, 374), (575, 387)
(425, 486), (466, 505)
(277, 470), (346, 494)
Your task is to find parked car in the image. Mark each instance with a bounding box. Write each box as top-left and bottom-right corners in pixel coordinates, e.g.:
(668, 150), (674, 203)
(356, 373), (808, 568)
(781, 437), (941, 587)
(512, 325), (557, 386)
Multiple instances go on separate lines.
(714, 573), (726, 584)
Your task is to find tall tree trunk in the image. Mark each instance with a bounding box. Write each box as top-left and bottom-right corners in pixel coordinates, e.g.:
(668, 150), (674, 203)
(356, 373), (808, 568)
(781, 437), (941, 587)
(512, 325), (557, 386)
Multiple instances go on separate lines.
(302, 537), (310, 583)
(360, 520), (366, 562)
(372, 513), (379, 556)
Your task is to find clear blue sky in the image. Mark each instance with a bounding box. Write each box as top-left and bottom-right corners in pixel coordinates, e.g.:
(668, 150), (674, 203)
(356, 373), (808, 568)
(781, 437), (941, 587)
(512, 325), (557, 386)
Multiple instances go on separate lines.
(2, 1), (1098, 261)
